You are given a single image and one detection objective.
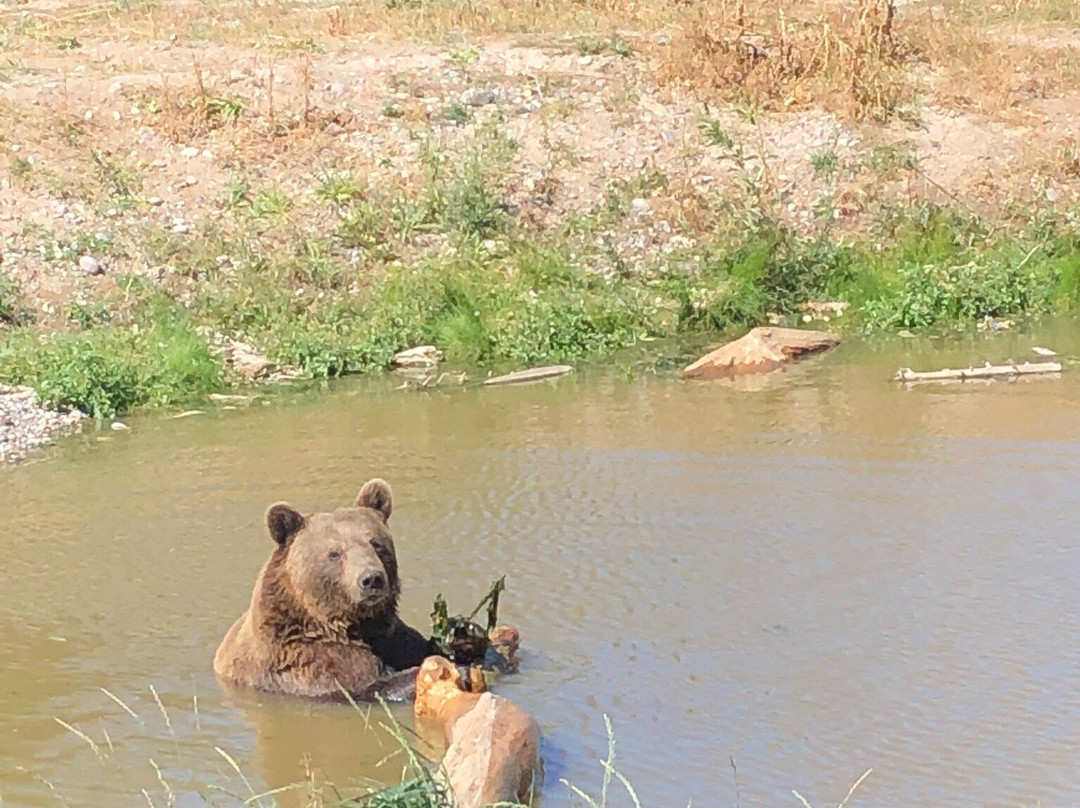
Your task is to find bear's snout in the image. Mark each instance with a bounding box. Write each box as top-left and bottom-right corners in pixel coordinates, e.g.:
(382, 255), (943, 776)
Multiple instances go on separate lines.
(360, 571), (387, 593)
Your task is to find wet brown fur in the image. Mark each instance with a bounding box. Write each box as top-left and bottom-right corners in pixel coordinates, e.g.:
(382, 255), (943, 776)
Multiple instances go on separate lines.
(213, 479), (436, 700)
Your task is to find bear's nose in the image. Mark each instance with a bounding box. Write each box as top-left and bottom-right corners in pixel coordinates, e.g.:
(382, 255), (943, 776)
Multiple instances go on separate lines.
(361, 571), (386, 592)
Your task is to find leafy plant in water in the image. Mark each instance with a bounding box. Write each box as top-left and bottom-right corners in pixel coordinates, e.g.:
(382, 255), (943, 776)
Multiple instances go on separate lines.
(429, 576), (505, 663)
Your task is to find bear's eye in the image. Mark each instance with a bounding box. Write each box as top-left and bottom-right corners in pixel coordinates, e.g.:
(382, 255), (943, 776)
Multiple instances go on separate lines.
(327, 550), (342, 562)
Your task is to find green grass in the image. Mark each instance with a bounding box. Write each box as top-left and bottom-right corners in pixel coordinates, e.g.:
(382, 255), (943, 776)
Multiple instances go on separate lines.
(0, 295), (223, 417)
(0, 272), (33, 326)
(4, 116), (1080, 420)
(5, 205), (1080, 417)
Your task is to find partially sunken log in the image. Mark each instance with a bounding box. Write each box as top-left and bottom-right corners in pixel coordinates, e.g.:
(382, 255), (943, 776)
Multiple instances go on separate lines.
(682, 327), (840, 380)
(483, 365), (573, 386)
(895, 361), (1062, 384)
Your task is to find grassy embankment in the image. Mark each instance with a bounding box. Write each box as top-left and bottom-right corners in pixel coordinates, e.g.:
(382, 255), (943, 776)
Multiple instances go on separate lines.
(2, 0), (1080, 416)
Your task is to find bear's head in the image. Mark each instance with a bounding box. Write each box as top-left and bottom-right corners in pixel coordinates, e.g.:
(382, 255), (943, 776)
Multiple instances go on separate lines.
(264, 478), (402, 627)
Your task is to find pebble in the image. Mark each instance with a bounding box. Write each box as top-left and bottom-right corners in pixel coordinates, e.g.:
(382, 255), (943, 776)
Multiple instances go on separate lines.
(181, 146), (199, 158)
(78, 254), (104, 275)
(0, 386), (84, 464)
(465, 88), (497, 107)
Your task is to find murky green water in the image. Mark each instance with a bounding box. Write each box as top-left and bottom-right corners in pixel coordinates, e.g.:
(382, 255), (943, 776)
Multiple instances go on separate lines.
(4, 323), (1080, 808)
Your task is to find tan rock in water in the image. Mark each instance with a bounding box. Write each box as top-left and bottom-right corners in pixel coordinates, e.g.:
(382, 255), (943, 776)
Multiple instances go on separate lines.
(415, 656), (484, 732)
(681, 326), (840, 380)
(414, 656), (541, 808)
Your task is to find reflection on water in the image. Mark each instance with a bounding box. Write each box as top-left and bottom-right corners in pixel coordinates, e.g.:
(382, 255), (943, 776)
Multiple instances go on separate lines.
(4, 325), (1080, 808)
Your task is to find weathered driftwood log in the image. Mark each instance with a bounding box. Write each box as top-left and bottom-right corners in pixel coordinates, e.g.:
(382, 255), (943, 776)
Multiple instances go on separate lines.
(894, 361), (1062, 384)
(681, 327), (840, 380)
(414, 656), (541, 808)
(392, 345), (443, 369)
(483, 365), (573, 386)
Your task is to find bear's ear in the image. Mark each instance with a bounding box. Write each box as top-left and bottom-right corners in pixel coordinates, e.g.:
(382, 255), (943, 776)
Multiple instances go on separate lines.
(356, 478), (393, 523)
(266, 503), (305, 546)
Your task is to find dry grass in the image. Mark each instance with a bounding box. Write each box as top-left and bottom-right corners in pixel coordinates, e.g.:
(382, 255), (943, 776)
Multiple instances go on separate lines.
(2, 0), (1078, 125)
(659, 0), (910, 121)
(910, 1), (1080, 115)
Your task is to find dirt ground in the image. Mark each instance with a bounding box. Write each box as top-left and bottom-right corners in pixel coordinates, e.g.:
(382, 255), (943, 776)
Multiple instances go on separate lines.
(2, 0), (1080, 322)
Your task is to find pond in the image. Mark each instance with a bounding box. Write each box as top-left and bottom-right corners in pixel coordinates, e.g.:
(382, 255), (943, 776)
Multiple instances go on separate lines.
(4, 323), (1080, 808)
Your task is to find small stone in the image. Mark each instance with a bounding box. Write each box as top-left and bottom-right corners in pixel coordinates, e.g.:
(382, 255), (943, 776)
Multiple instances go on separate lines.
(110, 422), (130, 431)
(78, 255), (104, 275)
(630, 197), (651, 215)
(148, 196), (164, 206)
(465, 88), (497, 107)
(180, 146), (199, 158)
(201, 149), (213, 159)
(184, 176), (198, 187)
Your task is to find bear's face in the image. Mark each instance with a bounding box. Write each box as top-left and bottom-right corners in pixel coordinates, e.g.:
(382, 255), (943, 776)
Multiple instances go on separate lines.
(266, 478), (401, 625)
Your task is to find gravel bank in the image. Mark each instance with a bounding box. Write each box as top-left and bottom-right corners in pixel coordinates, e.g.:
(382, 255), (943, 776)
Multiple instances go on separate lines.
(0, 386), (84, 464)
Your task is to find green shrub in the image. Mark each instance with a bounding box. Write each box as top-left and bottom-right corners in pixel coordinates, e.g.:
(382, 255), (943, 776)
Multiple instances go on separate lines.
(0, 273), (33, 326)
(0, 304), (222, 417)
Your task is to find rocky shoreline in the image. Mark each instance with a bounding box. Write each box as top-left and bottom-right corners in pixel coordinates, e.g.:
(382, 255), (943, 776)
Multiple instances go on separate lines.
(0, 386), (84, 464)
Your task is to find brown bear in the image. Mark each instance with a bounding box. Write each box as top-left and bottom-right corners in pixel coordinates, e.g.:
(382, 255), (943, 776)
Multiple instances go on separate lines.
(213, 478), (441, 701)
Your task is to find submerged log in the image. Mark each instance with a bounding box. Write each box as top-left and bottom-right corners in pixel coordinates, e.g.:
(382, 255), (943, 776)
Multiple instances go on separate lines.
(894, 361), (1062, 384)
(682, 326), (840, 380)
(483, 365), (573, 386)
(414, 656), (541, 808)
